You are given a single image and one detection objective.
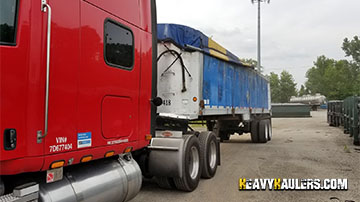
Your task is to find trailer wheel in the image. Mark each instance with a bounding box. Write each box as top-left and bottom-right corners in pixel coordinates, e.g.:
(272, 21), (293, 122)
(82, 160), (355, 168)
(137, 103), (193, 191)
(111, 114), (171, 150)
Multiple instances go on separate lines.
(155, 177), (175, 189)
(267, 120), (272, 141)
(174, 135), (201, 192)
(199, 131), (218, 179)
(250, 120), (259, 143)
(258, 120), (268, 143)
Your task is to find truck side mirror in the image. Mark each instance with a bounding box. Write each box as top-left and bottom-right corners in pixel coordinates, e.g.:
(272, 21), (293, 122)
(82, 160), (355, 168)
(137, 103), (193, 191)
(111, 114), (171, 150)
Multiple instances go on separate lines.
(152, 97), (163, 107)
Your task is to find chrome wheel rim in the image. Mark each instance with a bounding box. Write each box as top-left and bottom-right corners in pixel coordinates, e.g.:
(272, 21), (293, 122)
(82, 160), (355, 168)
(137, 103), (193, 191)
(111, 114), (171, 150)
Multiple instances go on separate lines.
(265, 124), (269, 140)
(209, 141), (217, 169)
(268, 123), (272, 139)
(189, 146), (200, 180)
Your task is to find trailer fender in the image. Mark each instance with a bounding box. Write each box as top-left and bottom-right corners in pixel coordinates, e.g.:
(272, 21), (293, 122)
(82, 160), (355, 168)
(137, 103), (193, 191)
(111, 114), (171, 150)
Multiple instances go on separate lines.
(148, 138), (185, 178)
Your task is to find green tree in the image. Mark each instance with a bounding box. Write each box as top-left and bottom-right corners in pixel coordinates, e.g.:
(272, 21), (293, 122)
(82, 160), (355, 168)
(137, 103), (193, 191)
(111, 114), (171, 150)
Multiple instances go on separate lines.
(298, 85), (308, 96)
(305, 56), (336, 96)
(268, 72), (281, 103)
(268, 71), (297, 103)
(305, 56), (360, 100)
(342, 36), (360, 66)
(278, 71), (297, 103)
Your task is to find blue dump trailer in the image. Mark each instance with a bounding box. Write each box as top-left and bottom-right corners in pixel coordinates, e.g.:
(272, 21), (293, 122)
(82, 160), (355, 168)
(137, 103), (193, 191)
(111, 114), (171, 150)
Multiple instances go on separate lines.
(156, 24), (271, 143)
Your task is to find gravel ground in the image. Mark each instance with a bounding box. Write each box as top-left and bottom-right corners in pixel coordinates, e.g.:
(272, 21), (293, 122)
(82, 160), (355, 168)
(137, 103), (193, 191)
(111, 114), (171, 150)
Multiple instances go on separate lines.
(132, 111), (360, 202)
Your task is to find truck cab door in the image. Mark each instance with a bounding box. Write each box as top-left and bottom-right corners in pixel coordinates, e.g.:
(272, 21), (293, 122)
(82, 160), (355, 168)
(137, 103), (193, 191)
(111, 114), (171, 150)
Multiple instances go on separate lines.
(42, 0), (80, 155)
(1, 0), (46, 173)
(77, 0), (142, 147)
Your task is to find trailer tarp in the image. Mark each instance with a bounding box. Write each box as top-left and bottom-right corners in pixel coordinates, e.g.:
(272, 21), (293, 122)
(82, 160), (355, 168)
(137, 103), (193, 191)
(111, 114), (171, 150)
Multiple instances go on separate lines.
(157, 24), (251, 68)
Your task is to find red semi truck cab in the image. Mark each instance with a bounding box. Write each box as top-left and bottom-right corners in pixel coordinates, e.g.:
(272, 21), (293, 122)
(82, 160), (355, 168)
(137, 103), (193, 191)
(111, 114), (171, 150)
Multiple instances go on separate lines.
(0, 0), (154, 175)
(0, 1), (220, 201)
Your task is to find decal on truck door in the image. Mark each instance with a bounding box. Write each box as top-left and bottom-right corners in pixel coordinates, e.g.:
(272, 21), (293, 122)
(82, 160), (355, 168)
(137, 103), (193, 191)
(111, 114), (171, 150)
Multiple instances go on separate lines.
(77, 132), (92, 148)
(49, 137), (73, 153)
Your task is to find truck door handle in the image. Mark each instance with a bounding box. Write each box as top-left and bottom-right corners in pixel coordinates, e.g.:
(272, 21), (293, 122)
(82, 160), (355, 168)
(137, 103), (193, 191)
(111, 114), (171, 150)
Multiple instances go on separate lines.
(37, 0), (52, 143)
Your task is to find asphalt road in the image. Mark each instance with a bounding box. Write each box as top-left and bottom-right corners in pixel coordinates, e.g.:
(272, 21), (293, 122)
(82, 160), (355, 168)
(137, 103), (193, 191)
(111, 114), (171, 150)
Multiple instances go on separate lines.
(132, 111), (360, 202)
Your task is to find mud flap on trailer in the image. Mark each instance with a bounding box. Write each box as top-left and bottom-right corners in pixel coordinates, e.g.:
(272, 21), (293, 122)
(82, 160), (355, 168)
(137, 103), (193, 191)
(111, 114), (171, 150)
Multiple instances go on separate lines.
(148, 137), (185, 178)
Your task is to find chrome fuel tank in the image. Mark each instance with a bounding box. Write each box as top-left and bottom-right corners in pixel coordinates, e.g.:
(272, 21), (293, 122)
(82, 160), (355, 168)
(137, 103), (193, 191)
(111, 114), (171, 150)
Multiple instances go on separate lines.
(39, 155), (141, 202)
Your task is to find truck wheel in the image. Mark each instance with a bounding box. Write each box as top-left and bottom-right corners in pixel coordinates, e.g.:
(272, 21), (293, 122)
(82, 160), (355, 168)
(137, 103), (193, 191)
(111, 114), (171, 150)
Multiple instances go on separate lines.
(258, 120), (268, 143)
(267, 120), (272, 141)
(250, 120), (259, 143)
(156, 177), (175, 189)
(199, 132), (218, 179)
(174, 135), (201, 192)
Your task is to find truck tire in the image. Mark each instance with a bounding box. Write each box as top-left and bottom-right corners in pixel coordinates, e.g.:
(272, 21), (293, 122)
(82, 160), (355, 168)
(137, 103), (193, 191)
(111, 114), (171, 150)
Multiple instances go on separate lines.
(258, 120), (268, 143)
(250, 120), (259, 143)
(173, 135), (201, 192)
(199, 132), (218, 179)
(267, 119), (272, 141)
(156, 177), (175, 189)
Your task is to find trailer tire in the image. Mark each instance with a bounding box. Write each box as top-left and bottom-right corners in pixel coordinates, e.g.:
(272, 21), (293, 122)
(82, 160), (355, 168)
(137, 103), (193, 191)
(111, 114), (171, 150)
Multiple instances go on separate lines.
(199, 132), (218, 179)
(258, 120), (268, 143)
(250, 120), (259, 143)
(267, 119), (272, 141)
(155, 177), (175, 190)
(173, 135), (201, 192)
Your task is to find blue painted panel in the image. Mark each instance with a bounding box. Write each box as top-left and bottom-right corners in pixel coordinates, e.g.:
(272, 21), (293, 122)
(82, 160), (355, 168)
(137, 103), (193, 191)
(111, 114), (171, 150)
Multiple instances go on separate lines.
(233, 68), (241, 108)
(217, 61), (225, 107)
(203, 54), (269, 110)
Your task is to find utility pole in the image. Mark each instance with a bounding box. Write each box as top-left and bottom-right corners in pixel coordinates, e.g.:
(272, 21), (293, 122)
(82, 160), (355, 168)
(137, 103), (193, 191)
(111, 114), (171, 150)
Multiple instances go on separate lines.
(251, 0), (270, 72)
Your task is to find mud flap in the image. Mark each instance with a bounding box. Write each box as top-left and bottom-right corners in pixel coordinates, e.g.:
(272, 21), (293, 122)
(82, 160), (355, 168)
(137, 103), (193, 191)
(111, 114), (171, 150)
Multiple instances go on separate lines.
(148, 138), (185, 178)
(216, 137), (221, 166)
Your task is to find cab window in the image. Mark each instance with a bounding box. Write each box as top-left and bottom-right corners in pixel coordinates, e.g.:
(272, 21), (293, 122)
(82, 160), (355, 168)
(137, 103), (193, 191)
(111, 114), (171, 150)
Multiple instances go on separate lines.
(104, 20), (134, 69)
(0, 0), (19, 45)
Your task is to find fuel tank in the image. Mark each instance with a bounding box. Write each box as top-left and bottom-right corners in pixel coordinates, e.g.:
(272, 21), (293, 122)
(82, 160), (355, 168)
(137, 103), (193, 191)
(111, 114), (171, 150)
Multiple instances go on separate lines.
(39, 155), (141, 202)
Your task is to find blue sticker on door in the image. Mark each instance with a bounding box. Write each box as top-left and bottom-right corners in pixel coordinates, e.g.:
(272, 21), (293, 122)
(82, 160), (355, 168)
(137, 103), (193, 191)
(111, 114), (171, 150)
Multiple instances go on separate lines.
(77, 132), (92, 148)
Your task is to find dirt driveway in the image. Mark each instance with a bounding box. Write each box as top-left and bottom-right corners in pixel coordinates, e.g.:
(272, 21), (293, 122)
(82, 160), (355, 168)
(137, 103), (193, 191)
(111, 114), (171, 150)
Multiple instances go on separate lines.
(133, 111), (360, 202)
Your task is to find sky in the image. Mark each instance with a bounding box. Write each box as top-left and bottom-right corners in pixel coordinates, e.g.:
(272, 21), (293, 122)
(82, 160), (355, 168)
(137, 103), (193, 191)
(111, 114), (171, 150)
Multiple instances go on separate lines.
(156, 0), (360, 88)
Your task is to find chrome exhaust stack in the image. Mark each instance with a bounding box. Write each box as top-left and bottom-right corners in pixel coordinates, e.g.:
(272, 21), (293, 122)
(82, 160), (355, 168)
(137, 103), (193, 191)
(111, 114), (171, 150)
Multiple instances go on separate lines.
(39, 155), (142, 202)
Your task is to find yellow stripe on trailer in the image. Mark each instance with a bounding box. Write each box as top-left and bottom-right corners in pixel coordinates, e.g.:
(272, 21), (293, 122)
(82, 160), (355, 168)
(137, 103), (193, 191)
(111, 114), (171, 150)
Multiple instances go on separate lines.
(208, 38), (227, 54)
(209, 38), (230, 61)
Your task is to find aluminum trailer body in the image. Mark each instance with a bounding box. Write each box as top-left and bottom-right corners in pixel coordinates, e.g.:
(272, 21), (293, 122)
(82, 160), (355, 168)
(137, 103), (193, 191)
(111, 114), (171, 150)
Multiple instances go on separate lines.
(157, 24), (272, 142)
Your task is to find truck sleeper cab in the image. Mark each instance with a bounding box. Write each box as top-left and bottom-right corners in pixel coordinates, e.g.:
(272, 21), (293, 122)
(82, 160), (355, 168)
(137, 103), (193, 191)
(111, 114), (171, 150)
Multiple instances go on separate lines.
(1, 1), (220, 201)
(1, 0), (153, 201)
